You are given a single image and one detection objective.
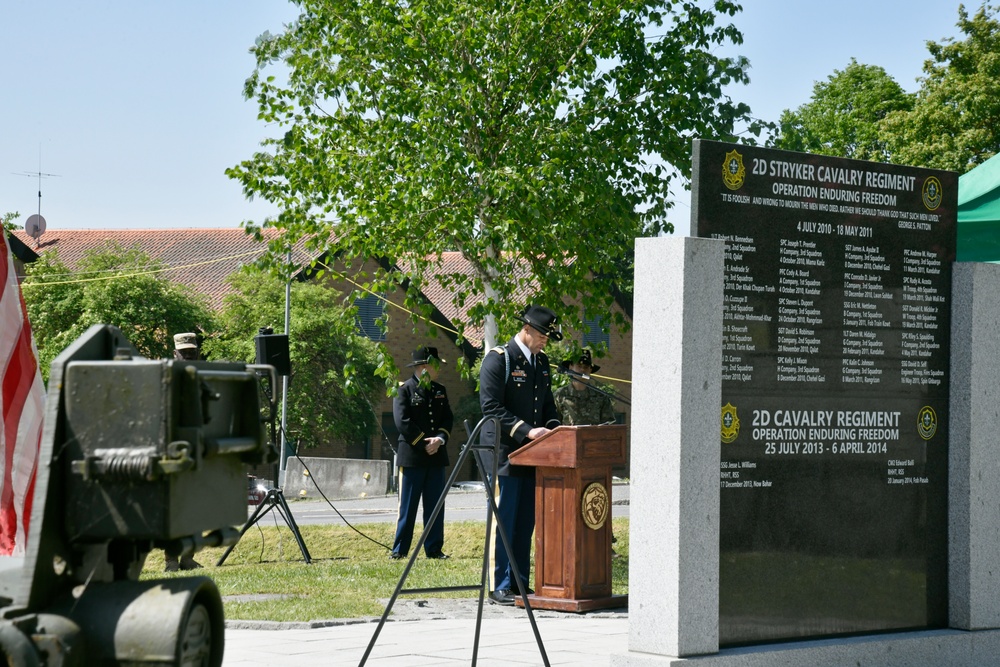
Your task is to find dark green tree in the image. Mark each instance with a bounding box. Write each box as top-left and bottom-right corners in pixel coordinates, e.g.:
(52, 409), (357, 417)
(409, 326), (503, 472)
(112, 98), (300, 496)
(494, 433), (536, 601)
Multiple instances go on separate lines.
(202, 269), (383, 449)
(21, 242), (214, 379)
(882, 3), (1000, 172)
(1, 212), (19, 233)
(230, 0), (763, 364)
(773, 59), (913, 161)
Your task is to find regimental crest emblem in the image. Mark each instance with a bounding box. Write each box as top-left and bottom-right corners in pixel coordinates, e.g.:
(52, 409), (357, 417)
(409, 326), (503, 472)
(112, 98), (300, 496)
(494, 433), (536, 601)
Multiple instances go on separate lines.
(720, 403), (740, 444)
(722, 150), (746, 191)
(581, 482), (609, 531)
(917, 405), (938, 441)
(922, 176), (943, 211)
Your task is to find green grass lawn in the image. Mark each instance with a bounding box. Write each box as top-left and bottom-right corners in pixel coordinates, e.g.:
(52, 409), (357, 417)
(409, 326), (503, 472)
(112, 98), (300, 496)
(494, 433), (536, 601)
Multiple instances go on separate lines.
(141, 518), (630, 622)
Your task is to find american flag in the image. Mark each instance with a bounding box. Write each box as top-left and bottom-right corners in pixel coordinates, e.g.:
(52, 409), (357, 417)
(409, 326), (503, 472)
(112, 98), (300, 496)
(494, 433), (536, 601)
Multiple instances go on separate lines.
(0, 232), (44, 556)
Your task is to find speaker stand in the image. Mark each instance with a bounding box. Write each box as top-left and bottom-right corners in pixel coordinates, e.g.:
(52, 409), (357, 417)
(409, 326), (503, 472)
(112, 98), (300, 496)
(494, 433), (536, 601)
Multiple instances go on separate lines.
(216, 486), (312, 565)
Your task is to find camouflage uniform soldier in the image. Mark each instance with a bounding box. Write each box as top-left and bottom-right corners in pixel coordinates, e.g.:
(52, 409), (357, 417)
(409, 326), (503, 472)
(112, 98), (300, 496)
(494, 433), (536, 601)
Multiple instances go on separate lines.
(553, 349), (615, 425)
(553, 348), (621, 554)
(164, 333), (204, 572)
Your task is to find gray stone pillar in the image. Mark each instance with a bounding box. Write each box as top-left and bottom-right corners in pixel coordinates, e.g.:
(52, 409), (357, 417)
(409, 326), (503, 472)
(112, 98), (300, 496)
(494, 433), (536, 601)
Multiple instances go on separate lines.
(625, 236), (724, 657)
(949, 261), (1000, 630)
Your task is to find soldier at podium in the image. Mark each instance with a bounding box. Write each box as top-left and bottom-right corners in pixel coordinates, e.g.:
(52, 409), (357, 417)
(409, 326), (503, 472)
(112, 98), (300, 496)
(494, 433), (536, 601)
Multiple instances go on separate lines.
(479, 305), (562, 606)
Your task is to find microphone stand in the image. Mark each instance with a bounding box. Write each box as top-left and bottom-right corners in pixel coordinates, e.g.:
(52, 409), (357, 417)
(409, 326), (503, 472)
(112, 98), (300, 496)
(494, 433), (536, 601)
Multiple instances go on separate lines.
(557, 368), (631, 407)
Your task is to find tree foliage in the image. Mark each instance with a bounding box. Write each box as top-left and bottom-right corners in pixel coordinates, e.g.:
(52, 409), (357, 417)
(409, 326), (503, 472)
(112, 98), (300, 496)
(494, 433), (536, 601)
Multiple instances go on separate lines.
(202, 270), (383, 449)
(881, 3), (1000, 172)
(1, 212), (19, 233)
(230, 0), (762, 360)
(773, 59), (913, 162)
(21, 242), (214, 379)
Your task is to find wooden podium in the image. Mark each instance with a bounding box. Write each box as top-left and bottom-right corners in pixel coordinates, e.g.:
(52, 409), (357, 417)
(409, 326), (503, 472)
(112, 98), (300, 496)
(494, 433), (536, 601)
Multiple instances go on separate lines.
(508, 424), (628, 612)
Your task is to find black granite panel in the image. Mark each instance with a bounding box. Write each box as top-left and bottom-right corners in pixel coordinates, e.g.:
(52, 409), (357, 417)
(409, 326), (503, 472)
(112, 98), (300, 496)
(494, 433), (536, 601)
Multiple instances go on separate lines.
(692, 140), (956, 645)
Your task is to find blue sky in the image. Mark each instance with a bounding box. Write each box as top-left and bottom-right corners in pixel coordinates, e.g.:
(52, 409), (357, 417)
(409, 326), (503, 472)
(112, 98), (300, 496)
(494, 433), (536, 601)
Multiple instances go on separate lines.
(1, 1), (966, 237)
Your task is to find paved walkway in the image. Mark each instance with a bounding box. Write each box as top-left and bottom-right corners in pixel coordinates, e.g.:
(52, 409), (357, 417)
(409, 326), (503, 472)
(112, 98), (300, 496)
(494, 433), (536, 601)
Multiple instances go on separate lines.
(220, 483), (632, 666)
(223, 616), (629, 666)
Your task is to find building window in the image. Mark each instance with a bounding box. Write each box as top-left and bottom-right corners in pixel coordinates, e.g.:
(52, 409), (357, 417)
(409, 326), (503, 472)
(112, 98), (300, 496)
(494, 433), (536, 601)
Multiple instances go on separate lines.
(355, 294), (387, 341)
(582, 312), (610, 350)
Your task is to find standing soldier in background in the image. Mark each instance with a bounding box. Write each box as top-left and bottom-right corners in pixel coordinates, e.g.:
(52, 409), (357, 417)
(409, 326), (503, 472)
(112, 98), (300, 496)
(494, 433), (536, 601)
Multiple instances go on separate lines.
(173, 332), (200, 362)
(391, 346), (453, 560)
(554, 346), (621, 555)
(165, 332), (204, 571)
(554, 348), (616, 426)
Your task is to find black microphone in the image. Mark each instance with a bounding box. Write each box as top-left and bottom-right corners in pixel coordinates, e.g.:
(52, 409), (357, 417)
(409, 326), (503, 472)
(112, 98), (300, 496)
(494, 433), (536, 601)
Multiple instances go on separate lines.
(557, 366), (590, 380)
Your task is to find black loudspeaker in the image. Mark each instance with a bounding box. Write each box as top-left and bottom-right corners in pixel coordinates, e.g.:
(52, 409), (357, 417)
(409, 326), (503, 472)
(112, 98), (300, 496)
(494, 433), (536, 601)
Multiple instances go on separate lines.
(254, 333), (291, 376)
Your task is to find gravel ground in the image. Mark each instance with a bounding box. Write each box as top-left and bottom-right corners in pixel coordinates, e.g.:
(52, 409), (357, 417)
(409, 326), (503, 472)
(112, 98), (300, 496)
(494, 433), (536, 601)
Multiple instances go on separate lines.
(226, 596), (628, 629)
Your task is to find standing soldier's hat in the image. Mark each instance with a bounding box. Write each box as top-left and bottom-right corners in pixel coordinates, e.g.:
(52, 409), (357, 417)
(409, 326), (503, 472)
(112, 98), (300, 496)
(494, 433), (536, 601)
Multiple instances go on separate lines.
(407, 346), (446, 367)
(560, 348), (600, 374)
(518, 305), (563, 341)
(173, 333), (198, 351)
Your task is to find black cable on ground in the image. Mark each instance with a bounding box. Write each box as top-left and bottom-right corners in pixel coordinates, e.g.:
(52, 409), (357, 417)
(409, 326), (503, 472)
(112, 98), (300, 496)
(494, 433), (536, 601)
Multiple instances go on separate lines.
(285, 436), (394, 552)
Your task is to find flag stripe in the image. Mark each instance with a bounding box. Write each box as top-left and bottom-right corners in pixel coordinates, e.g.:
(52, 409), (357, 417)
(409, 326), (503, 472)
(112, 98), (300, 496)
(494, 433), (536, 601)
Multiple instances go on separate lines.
(9, 372), (42, 552)
(0, 234), (44, 556)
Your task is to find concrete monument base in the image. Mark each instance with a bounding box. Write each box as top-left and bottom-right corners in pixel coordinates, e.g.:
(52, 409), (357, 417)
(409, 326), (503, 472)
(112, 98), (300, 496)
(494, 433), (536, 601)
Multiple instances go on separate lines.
(611, 628), (1000, 666)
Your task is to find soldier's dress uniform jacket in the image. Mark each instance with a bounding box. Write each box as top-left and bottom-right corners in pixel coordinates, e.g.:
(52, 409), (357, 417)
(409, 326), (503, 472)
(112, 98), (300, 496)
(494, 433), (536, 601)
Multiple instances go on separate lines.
(394, 375), (453, 467)
(390, 374), (453, 558)
(479, 339), (561, 477)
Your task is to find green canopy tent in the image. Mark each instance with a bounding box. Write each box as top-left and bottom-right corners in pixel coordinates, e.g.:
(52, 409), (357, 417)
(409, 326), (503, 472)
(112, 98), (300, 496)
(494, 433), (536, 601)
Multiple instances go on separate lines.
(958, 152), (1000, 262)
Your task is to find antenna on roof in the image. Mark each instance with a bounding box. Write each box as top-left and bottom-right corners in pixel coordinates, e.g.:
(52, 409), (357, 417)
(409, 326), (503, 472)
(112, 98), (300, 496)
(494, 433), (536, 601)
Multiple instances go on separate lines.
(13, 147), (61, 246)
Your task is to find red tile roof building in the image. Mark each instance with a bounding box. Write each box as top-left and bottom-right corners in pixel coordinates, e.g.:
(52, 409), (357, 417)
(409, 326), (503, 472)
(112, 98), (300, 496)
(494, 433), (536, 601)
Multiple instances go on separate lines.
(11, 228), (286, 311)
(10, 228), (632, 474)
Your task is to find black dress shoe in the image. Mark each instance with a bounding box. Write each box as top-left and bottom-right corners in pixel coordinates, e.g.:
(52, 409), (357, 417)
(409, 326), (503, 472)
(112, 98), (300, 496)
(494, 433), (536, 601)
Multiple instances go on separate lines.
(489, 589), (515, 606)
(426, 552), (450, 560)
(389, 552), (404, 560)
(179, 556), (203, 570)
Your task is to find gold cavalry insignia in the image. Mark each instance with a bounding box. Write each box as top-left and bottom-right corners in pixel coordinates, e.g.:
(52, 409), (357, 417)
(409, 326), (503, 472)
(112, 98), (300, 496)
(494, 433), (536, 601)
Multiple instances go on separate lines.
(922, 176), (943, 211)
(581, 482), (609, 531)
(917, 406), (938, 441)
(720, 403), (740, 444)
(722, 150), (746, 191)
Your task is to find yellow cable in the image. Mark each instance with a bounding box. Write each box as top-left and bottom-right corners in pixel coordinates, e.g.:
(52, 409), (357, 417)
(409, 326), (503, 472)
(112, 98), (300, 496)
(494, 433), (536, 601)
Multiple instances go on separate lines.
(312, 258), (631, 385)
(311, 257), (463, 338)
(18, 249), (265, 287)
(18, 245), (633, 386)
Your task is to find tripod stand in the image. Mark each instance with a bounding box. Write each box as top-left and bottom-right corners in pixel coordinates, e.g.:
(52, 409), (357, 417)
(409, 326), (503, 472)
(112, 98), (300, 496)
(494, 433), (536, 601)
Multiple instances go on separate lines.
(216, 484), (312, 565)
(359, 416), (550, 667)
(216, 368), (312, 566)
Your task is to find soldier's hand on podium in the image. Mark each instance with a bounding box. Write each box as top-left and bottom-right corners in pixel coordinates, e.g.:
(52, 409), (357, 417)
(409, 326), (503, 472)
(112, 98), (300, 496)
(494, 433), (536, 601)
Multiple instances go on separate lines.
(527, 426), (551, 440)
